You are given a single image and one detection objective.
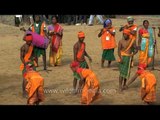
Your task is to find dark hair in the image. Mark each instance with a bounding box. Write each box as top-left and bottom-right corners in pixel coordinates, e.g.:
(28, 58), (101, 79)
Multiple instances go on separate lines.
(103, 19), (112, 28)
(33, 15), (41, 22)
(26, 34), (32, 36)
(51, 15), (59, 22)
(143, 20), (149, 25)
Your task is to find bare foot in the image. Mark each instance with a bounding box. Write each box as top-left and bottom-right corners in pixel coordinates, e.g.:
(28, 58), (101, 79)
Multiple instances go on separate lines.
(23, 92), (27, 98)
(143, 101), (150, 105)
(35, 101), (39, 105)
(77, 88), (82, 94)
(49, 64), (53, 67)
(118, 88), (123, 93)
(81, 101), (87, 105)
(101, 64), (104, 68)
(123, 85), (128, 90)
(92, 93), (102, 102)
(131, 62), (134, 68)
(72, 89), (77, 95)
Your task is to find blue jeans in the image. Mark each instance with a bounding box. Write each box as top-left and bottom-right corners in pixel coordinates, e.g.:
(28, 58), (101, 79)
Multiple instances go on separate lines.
(88, 15), (104, 25)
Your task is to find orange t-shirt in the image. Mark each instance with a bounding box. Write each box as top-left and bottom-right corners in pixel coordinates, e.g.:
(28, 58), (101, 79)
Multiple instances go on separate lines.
(101, 27), (116, 50)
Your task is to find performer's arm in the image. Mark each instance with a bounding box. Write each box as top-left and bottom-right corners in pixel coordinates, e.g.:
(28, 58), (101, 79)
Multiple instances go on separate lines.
(73, 44), (78, 61)
(138, 33), (142, 50)
(130, 27), (137, 36)
(118, 41), (122, 63)
(55, 32), (63, 37)
(130, 30), (136, 36)
(79, 73), (85, 89)
(84, 51), (92, 62)
(20, 46), (25, 65)
(132, 41), (138, 56)
(98, 29), (103, 37)
(55, 29), (63, 37)
(107, 29), (115, 36)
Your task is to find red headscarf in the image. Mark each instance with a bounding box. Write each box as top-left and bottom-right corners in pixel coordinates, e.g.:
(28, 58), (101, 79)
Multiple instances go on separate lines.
(78, 31), (85, 38)
(76, 67), (83, 74)
(136, 64), (147, 75)
(25, 34), (33, 41)
(70, 61), (79, 68)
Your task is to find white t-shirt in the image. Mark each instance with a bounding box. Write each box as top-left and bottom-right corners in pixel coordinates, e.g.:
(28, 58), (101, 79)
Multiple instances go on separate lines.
(15, 15), (22, 18)
(36, 23), (39, 27)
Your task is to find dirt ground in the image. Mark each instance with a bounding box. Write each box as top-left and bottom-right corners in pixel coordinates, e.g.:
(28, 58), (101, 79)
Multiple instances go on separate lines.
(1, 17), (160, 105)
